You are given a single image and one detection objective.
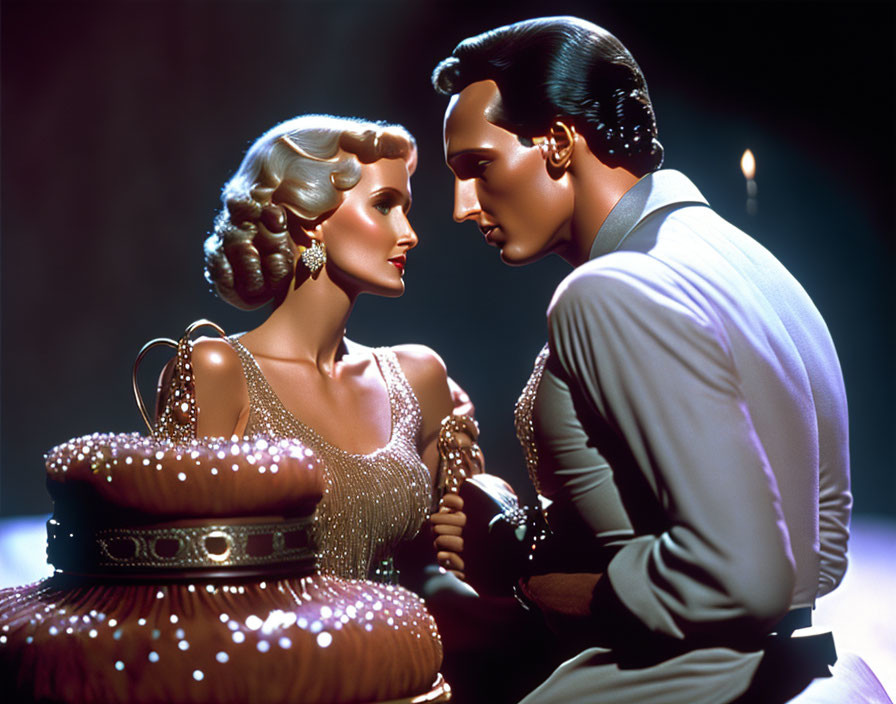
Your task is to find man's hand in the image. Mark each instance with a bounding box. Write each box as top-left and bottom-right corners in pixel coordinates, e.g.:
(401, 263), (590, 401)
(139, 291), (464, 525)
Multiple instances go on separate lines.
(519, 572), (603, 618)
(518, 572), (604, 638)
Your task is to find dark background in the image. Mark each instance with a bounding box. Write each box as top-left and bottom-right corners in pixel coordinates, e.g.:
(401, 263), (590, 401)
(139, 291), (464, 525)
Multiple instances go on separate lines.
(2, 0), (893, 518)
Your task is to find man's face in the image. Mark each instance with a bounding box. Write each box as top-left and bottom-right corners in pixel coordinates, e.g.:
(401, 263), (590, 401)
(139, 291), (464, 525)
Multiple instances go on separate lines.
(443, 80), (574, 265)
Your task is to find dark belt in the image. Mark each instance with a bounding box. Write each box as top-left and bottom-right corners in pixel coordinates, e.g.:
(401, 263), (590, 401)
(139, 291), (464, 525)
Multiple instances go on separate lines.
(768, 607), (837, 672)
(557, 599), (839, 671)
(733, 610), (838, 702)
(772, 606), (812, 636)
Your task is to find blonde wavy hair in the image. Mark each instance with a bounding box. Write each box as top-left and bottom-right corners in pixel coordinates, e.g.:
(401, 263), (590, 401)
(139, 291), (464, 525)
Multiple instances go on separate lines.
(204, 115), (417, 310)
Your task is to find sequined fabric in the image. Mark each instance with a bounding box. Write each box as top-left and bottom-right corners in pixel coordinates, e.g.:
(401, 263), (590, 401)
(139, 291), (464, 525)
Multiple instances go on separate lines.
(229, 339), (432, 581)
(0, 574), (444, 704)
(514, 344), (550, 497)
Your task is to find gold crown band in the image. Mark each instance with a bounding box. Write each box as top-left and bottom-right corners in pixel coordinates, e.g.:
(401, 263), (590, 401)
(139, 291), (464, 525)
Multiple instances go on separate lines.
(47, 515), (316, 577)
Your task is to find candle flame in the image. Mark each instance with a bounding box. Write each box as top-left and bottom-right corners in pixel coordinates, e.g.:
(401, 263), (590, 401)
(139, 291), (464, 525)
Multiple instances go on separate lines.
(740, 149), (756, 180)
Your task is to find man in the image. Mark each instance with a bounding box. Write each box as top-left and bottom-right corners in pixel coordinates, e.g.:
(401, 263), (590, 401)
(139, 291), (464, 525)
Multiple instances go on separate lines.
(430, 16), (871, 703)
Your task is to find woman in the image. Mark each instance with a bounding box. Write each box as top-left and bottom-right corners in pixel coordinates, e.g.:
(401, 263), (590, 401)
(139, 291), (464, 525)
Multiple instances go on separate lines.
(0, 115), (468, 704)
(183, 114), (459, 582)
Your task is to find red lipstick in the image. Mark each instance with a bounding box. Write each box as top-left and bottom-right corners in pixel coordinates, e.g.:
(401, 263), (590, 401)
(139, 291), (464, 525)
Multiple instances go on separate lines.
(389, 255), (406, 274)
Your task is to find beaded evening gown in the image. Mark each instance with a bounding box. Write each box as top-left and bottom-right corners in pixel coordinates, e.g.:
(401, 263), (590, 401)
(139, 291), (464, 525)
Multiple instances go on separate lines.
(0, 327), (446, 704)
(228, 338), (432, 583)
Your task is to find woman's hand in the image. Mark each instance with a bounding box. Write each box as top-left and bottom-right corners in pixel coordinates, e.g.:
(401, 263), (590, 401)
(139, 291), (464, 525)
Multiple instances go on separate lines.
(447, 376), (475, 417)
(430, 492), (466, 580)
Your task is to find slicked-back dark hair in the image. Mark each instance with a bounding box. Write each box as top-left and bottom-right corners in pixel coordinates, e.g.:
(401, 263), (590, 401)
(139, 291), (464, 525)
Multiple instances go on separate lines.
(433, 16), (663, 176)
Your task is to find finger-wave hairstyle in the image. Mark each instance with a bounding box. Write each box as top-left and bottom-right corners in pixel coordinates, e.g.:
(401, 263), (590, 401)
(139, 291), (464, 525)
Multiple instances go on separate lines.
(205, 115), (417, 310)
(432, 16), (663, 176)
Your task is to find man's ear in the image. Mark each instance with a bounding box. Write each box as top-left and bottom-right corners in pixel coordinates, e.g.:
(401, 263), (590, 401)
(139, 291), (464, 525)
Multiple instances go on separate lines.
(534, 120), (576, 172)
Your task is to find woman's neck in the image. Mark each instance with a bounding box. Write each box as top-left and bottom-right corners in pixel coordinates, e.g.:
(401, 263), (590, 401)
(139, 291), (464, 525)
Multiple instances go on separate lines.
(240, 270), (355, 375)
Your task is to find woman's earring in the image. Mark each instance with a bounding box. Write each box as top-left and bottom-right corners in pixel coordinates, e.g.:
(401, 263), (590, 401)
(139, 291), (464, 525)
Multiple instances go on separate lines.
(298, 239), (327, 276)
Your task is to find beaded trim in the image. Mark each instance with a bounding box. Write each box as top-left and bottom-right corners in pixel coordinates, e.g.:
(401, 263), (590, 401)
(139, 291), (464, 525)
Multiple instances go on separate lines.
(513, 344), (550, 498)
(153, 334), (199, 443)
(47, 516), (315, 574)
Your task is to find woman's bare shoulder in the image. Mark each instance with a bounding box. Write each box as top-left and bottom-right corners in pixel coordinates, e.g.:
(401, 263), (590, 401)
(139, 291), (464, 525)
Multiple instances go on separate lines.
(391, 344), (449, 392)
(190, 337), (249, 437)
(190, 337), (243, 378)
(392, 344), (453, 433)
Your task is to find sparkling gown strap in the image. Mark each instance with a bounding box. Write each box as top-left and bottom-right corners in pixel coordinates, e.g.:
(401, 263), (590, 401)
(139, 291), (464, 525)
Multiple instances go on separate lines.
(224, 335), (284, 437)
(136, 319), (228, 443)
(370, 346), (425, 441)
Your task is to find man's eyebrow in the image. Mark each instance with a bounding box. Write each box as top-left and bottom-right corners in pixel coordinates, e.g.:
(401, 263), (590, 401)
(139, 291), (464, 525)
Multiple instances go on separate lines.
(446, 148), (490, 163)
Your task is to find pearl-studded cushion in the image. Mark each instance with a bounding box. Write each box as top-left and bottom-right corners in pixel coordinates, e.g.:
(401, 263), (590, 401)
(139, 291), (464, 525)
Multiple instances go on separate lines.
(45, 433), (324, 518)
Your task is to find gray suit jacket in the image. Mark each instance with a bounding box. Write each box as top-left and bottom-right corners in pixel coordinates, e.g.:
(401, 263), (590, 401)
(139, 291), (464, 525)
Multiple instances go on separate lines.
(523, 170), (851, 703)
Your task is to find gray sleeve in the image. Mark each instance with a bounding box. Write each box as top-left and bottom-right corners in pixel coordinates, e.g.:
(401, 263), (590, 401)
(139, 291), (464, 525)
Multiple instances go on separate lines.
(534, 358), (636, 548)
(547, 266), (796, 639)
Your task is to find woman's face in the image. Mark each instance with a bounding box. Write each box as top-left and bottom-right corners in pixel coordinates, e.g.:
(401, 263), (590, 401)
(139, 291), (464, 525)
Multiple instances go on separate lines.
(443, 80), (575, 265)
(318, 155), (417, 297)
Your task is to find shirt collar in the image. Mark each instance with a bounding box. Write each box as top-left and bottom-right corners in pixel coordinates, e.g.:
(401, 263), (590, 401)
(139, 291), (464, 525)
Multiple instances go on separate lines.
(589, 169), (709, 260)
